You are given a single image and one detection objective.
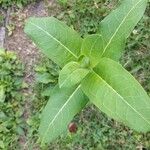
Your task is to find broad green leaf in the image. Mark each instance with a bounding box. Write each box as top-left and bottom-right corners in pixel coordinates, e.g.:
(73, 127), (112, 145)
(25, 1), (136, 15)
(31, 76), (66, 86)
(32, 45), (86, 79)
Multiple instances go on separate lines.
(59, 61), (89, 88)
(81, 58), (150, 132)
(97, 0), (147, 61)
(81, 34), (104, 67)
(24, 17), (82, 67)
(39, 85), (88, 145)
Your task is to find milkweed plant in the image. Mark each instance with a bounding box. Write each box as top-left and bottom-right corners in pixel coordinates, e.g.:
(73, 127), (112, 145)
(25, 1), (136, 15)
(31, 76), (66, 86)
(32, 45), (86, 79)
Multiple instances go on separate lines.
(24, 0), (150, 146)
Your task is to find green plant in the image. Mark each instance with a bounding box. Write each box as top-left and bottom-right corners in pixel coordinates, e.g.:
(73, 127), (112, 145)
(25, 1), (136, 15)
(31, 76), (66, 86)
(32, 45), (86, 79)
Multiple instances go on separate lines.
(24, 0), (149, 146)
(0, 49), (24, 149)
(0, 0), (35, 8)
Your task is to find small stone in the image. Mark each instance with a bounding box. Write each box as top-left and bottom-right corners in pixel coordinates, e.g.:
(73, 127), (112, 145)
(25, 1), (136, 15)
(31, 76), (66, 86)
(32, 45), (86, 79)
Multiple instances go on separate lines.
(68, 122), (78, 133)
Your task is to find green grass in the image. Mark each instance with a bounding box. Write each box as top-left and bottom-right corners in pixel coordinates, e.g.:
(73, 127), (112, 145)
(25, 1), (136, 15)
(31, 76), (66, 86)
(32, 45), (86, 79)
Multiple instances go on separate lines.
(27, 1), (150, 149)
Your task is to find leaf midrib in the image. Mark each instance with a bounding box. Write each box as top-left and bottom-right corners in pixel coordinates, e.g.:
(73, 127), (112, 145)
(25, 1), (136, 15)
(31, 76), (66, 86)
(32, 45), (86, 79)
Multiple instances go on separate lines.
(28, 21), (78, 59)
(41, 85), (81, 144)
(93, 71), (150, 126)
(101, 0), (143, 56)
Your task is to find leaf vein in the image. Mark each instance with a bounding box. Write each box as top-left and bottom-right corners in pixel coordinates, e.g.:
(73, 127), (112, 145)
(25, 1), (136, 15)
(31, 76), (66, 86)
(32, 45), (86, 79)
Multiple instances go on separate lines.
(93, 71), (150, 126)
(28, 21), (78, 59)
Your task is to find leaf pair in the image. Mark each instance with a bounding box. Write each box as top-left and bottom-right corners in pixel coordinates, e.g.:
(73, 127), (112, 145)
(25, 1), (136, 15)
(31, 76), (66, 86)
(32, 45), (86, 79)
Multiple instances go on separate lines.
(82, 0), (148, 66)
(24, 0), (149, 145)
